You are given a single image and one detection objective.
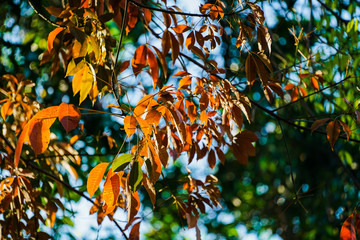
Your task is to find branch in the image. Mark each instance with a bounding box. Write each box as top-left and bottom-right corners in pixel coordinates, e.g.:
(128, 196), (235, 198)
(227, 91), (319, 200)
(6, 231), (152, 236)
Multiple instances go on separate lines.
(129, 0), (241, 17)
(111, 0), (129, 109)
(28, 0), (66, 28)
(272, 76), (354, 112)
(250, 99), (360, 143)
(0, 132), (128, 240)
(316, 0), (349, 25)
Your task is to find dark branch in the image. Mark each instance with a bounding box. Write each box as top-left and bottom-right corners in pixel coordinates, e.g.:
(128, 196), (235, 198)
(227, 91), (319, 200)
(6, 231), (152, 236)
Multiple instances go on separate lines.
(129, 0), (238, 18)
(316, 0), (349, 25)
(272, 76), (354, 112)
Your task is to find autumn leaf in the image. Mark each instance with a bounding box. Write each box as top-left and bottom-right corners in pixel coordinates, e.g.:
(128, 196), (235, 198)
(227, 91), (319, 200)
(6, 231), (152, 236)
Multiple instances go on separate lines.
(87, 162), (109, 198)
(326, 121), (340, 150)
(103, 170), (120, 206)
(29, 119), (51, 155)
(143, 173), (156, 206)
(208, 149), (216, 169)
(339, 120), (351, 141)
(311, 118), (330, 133)
(124, 115), (137, 137)
(112, 154), (134, 172)
(340, 214), (356, 240)
(58, 103), (81, 132)
(129, 160), (143, 192)
(1, 100), (13, 120)
(47, 27), (63, 52)
(127, 191), (140, 222)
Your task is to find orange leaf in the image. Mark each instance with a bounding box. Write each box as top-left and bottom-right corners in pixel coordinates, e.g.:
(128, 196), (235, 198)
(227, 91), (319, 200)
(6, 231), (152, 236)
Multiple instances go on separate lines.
(186, 32), (195, 50)
(340, 214), (356, 240)
(47, 27), (63, 52)
(1, 100), (13, 120)
(14, 123), (30, 167)
(311, 77), (319, 90)
(178, 76), (192, 90)
(132, 45), (147, 76)
(29, 119), (51, 155)
(87, 162), (109, 198)
(284, 83), (296, 90)
(326, 121), (340, 150)
(103, 170), (120, 207)
(124, 115), (137, 137)
(145, 109), (162, 127)
(173, 24), (191, 34)
(143, 8), (152, 24)
(58, 102), (81, 132)
(185, 100), (197, 123)
(147, 48), (159, 89)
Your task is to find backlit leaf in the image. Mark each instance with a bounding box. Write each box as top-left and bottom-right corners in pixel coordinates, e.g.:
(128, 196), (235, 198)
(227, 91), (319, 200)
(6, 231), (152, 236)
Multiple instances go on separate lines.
(326, 121), (340, 150)
(340, 214), (356, 240)
(87, 162), (109, 198)
(124, 115), (137, 137)
(208, 149), (216, 169)
(47, 27), (63, 52)
(58, 103), (81, 132)
(112, 154), (134, 172)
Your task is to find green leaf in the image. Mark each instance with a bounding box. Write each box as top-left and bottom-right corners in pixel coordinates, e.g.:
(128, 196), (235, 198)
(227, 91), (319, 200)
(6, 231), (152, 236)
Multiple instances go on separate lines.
(129, 160), (143, 192)
(112, 154), (134, 172)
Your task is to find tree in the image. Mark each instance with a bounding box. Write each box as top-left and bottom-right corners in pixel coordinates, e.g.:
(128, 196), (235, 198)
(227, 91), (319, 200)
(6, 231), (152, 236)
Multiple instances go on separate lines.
(0, 0), (359, 239)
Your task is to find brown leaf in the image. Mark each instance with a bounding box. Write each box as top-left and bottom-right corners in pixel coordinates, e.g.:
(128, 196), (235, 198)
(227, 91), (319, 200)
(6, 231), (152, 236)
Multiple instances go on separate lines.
(58, 102), (81, 132)
(147, 48), (159, 89)
(208, 149), (216, 169)
(311, 118), (330, 133)
(143, 173), (156, 207)
(132, 45), (147, 76)
(326, 121), (340, 150)
(339, 120), (351, 141)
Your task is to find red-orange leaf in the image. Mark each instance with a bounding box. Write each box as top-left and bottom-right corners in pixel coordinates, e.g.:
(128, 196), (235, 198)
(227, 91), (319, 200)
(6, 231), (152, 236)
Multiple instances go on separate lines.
(147, 48), (159, 89)
(178, 76), (192, 90)
(311, 77), (319, 90)
(132, 45), (147, 76)
(14, 123), (30, 167)
(185, 100), (197, 123)
(103, 170), (120, 207)
(58, 102), (81, 132)
(284, 83), (296, 90)
(326, 121), (340, 150)
(340, 214), (356, 240)
(47, 27), (63, 52)
(29, 119), (51, 155)
(173, 24), (191, 33)
(124, 115), (137, 137)
(87, 162), (109, 198)
(1, 100), (13, 120)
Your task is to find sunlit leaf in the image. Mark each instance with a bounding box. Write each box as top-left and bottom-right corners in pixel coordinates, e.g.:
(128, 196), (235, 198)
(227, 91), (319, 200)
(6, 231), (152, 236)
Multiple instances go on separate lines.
(87, 162), (109, 198)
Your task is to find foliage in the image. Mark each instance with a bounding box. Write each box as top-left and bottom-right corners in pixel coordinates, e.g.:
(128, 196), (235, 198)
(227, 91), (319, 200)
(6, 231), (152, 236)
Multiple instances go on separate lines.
(1, 0), (360, 239)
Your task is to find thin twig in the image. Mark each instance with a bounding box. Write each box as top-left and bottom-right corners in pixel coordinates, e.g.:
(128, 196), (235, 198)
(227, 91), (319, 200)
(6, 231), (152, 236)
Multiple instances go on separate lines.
(111, 0), (130, 109)
(129, 0), (239, 18)
(272, 76), (353, 112)
(0, 132), (129, 240)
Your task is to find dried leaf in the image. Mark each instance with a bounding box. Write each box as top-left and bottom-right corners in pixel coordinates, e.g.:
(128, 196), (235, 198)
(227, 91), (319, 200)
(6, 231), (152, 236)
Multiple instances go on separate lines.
(326, 121), (340, 150)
